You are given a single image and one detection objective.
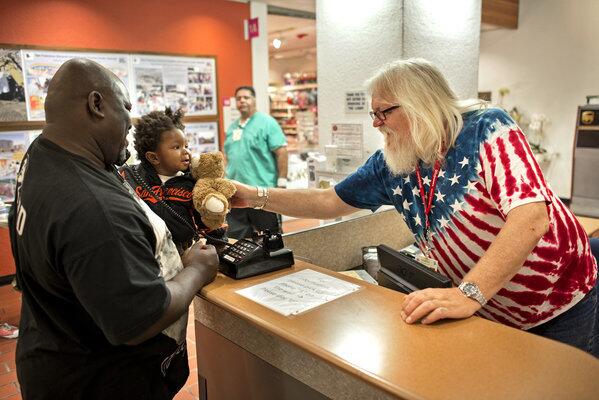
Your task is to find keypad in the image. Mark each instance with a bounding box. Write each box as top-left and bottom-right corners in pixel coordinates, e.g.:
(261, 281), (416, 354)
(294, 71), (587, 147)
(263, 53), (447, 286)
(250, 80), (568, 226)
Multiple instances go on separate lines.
(224, 240), (259, 262)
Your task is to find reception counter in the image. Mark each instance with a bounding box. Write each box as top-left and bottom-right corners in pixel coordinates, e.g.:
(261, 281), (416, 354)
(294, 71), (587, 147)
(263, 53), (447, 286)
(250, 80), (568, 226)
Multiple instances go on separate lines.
(193, 261), (599, 400)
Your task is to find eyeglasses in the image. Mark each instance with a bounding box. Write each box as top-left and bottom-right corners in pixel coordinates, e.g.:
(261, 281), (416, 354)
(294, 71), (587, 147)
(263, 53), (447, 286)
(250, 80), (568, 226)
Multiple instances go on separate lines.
(369, 104), (401, 121)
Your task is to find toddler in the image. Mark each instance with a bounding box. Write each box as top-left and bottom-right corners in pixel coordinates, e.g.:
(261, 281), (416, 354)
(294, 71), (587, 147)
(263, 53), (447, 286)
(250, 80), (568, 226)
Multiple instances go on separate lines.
(120, 107), (226, 253)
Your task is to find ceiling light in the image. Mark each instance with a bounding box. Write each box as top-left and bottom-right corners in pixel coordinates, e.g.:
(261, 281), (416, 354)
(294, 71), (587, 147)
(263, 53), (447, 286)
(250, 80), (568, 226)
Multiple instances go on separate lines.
(272, 38), (282, 49)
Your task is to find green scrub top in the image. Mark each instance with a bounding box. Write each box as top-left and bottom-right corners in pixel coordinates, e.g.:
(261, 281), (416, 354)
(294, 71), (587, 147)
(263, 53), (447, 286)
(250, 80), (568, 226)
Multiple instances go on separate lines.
(224, 111), (287, 187)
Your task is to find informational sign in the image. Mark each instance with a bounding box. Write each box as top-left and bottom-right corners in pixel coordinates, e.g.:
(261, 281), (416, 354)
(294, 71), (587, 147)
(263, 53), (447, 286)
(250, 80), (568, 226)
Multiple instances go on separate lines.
(223, 97), (240, 133)
(0, 130), (40, 201)
(21, 49), (131, 121)
(236, 269), (361, 317)
(345, 90), (367, 114)
(185, 122), (219, 155)
(132, 54), (216, 117)
(248, 17), (260, 39)
(331, 123), (364, 172)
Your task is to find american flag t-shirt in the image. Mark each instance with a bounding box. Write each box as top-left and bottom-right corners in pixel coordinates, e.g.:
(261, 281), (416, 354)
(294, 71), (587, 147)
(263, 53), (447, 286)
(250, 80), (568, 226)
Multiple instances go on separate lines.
(335, 108), (597, 329)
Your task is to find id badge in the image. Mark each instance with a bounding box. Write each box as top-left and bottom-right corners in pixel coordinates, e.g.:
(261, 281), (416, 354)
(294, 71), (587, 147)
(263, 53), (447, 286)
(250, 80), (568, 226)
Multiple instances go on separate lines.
(416, 254), (439, 272)
(232, 128), (243, 141)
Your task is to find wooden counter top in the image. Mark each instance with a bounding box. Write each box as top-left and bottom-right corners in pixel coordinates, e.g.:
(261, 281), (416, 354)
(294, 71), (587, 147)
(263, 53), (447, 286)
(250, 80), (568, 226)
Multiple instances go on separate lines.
(195, 261), (599, 399)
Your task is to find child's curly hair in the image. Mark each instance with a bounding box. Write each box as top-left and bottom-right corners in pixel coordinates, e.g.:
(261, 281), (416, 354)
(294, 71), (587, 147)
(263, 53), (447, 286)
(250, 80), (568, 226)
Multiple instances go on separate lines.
(134, 107), (185, 161)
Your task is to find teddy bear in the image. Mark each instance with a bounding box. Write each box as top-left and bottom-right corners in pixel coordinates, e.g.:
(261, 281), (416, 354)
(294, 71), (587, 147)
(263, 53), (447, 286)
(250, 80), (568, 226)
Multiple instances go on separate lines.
(190, 151), (237, 230)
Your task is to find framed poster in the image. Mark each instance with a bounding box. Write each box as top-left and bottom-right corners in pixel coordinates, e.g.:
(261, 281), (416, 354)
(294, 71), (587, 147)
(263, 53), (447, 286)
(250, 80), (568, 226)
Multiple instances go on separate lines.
(0, 45), (219, 156)
(185, 122), (219, 156)
(123, 121), (218, 167)
(21, 49), (131, 121)
(0, 130), (40, 201)
(131, 54), (216, 117)
(0, 49), (26, 122)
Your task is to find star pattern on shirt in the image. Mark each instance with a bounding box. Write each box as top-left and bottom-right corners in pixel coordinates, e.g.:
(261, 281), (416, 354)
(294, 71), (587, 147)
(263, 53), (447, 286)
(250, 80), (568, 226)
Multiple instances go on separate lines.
(449, 173), (460, 186)
(450, 199), (464, 213)
(414, 214), (422, 226)
(464, 180), (478, 193)
(392, 185), (402, 196)
(395, 150), (484, 244)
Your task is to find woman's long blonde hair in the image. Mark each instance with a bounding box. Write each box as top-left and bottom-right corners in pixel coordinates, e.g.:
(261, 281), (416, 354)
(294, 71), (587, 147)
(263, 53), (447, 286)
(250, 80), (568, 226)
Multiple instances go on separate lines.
(365, 58), (486, 165)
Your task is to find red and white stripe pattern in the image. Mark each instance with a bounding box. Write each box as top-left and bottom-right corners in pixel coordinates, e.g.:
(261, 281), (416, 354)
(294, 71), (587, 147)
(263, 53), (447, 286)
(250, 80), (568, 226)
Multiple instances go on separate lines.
(422, 114), (597, 329)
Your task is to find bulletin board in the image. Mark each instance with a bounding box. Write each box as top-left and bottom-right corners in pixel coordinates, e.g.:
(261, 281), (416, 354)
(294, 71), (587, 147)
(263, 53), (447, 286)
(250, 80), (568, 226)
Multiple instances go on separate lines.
(0, 44), (221, 202)
(0, 45), (218, 124)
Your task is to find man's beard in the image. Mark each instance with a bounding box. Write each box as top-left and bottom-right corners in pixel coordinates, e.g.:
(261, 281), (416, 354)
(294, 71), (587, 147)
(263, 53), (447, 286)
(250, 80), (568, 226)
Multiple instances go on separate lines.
(381, 127), (418, 175)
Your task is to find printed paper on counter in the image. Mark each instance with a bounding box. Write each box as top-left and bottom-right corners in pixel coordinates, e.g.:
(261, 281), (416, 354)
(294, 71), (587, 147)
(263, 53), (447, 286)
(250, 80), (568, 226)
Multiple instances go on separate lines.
(236, 269), (361, 317)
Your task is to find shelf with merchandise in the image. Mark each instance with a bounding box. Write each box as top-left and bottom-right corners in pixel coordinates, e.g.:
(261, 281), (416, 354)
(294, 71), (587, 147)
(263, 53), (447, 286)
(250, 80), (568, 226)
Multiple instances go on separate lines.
(271, 105), (300, 111)
(268, 82), (318, 93)
(269, 78), (318, 154)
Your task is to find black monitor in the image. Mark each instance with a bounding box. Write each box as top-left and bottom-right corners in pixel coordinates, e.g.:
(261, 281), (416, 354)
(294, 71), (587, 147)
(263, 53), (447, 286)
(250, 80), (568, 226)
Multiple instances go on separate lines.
(376, 244), (452, 294)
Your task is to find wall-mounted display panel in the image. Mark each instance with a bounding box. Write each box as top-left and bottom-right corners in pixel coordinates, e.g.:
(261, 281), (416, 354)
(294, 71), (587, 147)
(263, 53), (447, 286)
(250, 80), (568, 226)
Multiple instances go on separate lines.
(21, 49), (131, 121)
(0, 130), (40, 202)
(185, 122), (219, 155)
(0, 46), (218, 123)
(0, 49), (26, 122)
(132, 54), (216, 117)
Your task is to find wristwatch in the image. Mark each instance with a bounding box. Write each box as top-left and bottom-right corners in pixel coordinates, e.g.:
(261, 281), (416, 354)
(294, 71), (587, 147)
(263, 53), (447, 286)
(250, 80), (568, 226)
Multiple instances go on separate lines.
(458, 282), (487, 306)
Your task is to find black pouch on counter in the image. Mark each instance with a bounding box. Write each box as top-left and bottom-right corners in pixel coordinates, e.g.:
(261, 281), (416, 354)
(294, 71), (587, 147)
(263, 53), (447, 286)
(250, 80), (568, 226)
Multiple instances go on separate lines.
(376, 244), (452, 294)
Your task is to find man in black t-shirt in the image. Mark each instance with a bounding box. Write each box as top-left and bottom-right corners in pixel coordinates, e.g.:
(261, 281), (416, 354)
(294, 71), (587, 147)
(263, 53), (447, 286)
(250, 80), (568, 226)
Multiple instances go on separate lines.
(8, 58), (218, 399)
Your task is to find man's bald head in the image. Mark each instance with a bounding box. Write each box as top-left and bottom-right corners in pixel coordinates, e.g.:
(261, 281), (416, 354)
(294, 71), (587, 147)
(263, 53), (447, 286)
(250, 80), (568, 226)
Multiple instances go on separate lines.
(44, 58), (125, 122)
(42, 58), (133, 168)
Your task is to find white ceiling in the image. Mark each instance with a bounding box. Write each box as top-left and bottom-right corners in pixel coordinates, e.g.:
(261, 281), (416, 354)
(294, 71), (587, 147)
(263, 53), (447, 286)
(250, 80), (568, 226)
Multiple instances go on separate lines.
(231, 0), (316, 59)
(253, 0), (315, 13)
(258, 1), (495, 59)
(267, 14), (316, 59)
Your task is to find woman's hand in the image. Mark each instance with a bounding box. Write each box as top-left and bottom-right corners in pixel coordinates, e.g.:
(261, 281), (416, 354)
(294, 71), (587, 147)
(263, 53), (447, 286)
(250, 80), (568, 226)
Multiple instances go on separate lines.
(401, 287), (482, 325)
(229, 180), (257, 208)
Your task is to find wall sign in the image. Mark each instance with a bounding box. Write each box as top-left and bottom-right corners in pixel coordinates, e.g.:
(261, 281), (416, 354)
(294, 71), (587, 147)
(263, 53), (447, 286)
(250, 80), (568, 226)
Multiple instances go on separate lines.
(331, 123), (364, 172)
(345, 90), (367, 114)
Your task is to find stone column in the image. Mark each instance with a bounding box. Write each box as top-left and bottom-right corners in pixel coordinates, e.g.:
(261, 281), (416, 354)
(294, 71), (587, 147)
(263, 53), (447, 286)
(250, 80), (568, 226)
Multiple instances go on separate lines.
(317, 0), (481, 159)
(250, 1), (270, 113)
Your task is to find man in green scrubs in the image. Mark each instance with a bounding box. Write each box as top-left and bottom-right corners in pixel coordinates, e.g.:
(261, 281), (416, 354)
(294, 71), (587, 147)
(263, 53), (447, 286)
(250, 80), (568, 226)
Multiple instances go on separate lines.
(224, 86), (288, 239)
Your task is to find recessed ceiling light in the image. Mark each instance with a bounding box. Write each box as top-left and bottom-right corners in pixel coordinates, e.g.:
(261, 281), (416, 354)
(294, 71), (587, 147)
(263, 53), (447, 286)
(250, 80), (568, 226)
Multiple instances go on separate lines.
(272, 38), (282, 49)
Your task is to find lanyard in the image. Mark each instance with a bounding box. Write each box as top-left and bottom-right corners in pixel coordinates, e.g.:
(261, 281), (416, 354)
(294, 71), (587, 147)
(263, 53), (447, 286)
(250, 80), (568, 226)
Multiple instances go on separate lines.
(414, 160), (441, 242)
